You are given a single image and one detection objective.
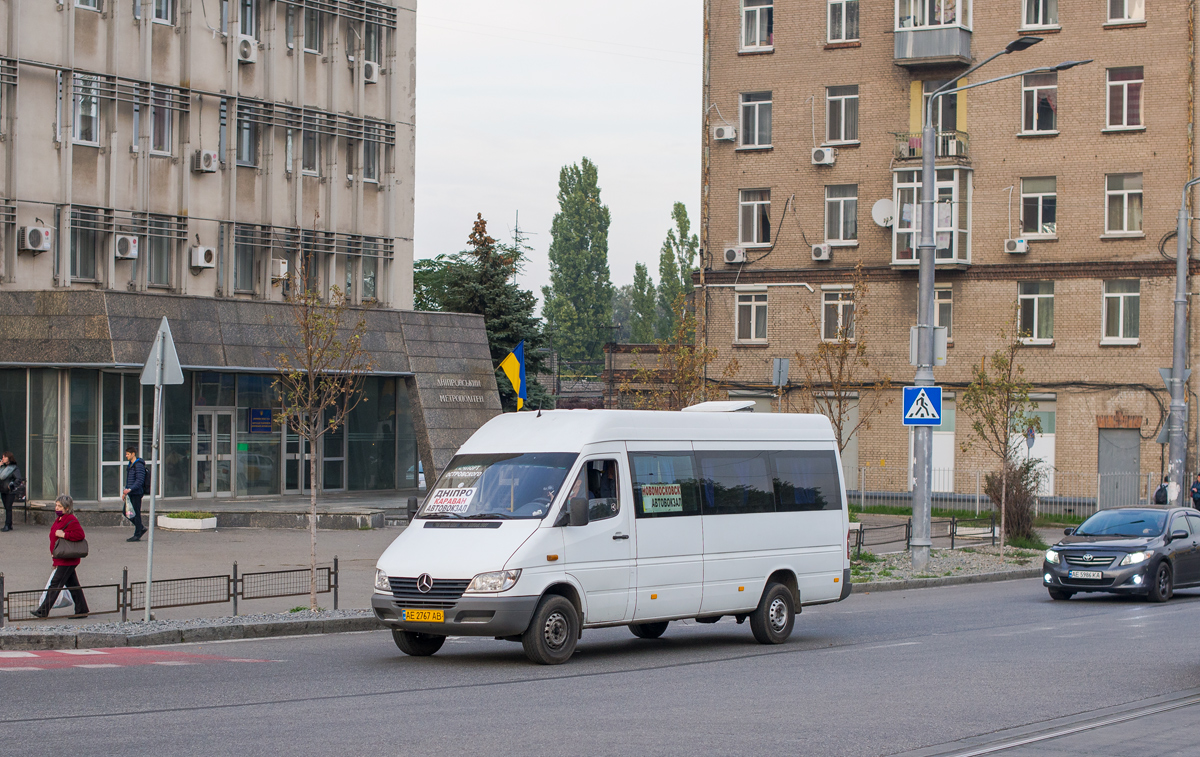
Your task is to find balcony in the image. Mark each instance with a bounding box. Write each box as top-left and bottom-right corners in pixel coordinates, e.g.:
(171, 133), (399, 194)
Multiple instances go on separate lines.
(894, 25), (971, 67)
(893, 131), (970, 162)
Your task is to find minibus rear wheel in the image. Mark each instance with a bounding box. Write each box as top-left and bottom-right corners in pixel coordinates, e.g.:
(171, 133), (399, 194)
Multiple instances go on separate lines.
(629, 621), (669, 639)
(392, 629), (446, 656)
(523, 594), (579, 665)
(749, 582), (795, 645)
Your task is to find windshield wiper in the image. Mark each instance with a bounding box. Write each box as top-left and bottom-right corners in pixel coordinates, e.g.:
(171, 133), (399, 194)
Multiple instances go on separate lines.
(463, 512), (513, 520)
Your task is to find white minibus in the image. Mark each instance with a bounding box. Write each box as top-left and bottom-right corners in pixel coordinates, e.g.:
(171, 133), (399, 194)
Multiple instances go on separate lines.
(372, 408), (851, 665)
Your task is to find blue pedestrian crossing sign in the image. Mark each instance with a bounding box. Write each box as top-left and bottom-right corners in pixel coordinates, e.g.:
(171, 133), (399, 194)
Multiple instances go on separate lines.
(902, 386), (942, 426)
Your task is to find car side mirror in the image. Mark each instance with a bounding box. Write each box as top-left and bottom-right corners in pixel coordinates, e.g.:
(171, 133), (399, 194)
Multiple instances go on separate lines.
(569, 497), (590, 527)
(1063, 528), (1074, 535)
(1171, 529), (1190, 542)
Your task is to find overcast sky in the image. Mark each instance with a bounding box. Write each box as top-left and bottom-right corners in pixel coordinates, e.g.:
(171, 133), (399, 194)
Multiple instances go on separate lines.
(414, 1), (702, 306)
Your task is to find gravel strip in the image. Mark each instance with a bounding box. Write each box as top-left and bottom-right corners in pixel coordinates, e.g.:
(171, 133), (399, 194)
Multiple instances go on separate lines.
(851, 545), (1044, 584)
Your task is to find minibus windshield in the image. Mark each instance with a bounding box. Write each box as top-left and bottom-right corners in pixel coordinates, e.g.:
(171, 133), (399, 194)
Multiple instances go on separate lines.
(419, 453), (579, 520)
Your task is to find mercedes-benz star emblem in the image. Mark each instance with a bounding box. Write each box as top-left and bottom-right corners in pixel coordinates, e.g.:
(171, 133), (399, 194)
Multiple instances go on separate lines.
(1083, 554), (1094, 562)
(416, 573), (433, 593)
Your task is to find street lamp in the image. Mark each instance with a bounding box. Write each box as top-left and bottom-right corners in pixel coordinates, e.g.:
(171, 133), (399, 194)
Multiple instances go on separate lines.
(910, 37), (1091, 571)
(1169, 177), (1200, 505)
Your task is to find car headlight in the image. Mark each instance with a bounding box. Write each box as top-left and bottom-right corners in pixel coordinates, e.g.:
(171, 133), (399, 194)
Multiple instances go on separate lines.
(1119, 551), (1154, 566)
(465, 569), (521, 593)
(1044, 549), (1060, 564)
(374, 569), (391, 592)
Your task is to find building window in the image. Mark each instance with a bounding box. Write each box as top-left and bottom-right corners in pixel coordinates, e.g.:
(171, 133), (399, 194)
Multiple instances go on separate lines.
(740, 92), (772, 147)
(739, 189), (771, 246)
(304, 8), (324, 53)
(365, 22), (382, 63)
(897, 0), (968, 29)
(736, 292), (767, 342)
(923, 80), (957, 132)
(1108, 0), (1144, 22)
(825, 185), (858, 243)
(1018, 281), (1054, 342)
(822, 289), (855, 341)
(150, 87), (171, 154)
(1021, 177), (1057, 236)
(1103, 280), (1140, 342)
(71, 228), (98, 281)
(236, 117), (258, 166)
(1023, 0), (1058, 27)
(77, 0), (100, 9)
(239, 0), (257, 37)
(935, 287), (952, 340)
(829, 0), (859, 41)
(234, 242), (256, 293)
(302, 131), (320, 175)
(1106, 173), (1143, 233)
(154, 0), (173, 24)
(741, 0), (773, 50)
(363, 138), (380, 182)
(893, 169), (970, 263)
(826, 85), (859, 143)
(362, 240), (380, 300)
(148, 218), (171, 287)
(1107, 67), (1143, 128)
(72, 74), (100, 146)
(1022, 73), (1057, 133)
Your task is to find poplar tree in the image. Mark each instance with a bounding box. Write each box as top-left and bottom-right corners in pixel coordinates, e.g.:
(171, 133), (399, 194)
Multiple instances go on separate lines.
(629, 263), (657, 343)
(656, 202), (699, 339)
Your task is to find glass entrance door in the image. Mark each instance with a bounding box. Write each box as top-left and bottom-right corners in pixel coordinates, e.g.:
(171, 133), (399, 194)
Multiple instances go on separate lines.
(283, 420), (312, 494)
(195, 410), (234, 497)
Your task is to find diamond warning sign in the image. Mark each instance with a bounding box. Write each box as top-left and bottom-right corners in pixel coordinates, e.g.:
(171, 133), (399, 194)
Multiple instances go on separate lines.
(902, 386), (942, 426)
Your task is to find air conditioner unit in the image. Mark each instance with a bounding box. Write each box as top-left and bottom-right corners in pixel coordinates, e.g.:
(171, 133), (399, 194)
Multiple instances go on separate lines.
(269, 258), (289, 280)
(18, 226), (52, 253)
(237, 35), (258, 64)
(723, 247), (746, 264)
(812, 147), (837, 165)
(1005, 238), (1029, 254)
(192, 149), (219, 173)
(712, 124), (737, 142)
(811, 243), (832, 261)
(115, 235), (139, 260)
(363, 60), (380, 84)
(191, 245), (216, 268)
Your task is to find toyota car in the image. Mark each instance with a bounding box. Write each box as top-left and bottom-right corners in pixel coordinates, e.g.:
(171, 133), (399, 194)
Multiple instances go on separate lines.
(1043, 507), (1200, 602)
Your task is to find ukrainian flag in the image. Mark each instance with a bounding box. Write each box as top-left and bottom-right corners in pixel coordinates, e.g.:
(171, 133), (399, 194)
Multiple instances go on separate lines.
(499, 341), (527, 410)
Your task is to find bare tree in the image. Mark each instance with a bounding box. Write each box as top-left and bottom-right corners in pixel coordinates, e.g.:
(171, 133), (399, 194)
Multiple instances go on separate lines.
(794, 263), (892, 455)
(270, 253), (375, 609)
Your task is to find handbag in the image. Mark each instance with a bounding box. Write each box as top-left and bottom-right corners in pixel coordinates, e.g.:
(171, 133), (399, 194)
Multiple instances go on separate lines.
(52, 536), (89, 560)
(39, 573), (74, 610)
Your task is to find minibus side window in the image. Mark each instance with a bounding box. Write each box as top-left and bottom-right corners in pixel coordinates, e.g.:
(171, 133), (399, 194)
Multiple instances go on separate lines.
(565, 459), (621, 522)
(695, 451), (776, 515)
(771, 450), (843, 512)
(629, 452), (701, 518)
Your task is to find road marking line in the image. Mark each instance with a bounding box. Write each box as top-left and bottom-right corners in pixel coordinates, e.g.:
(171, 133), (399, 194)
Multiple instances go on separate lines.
(0, 651), (37, 658)
(152, 661), (196, 666)
(73, 664), (121, 669)
(0, 667), (43, 671)
(57, 649), (108, 655)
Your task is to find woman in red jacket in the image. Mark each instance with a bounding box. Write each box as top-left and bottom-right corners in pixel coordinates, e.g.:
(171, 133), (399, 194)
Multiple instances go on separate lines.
(31, 495), (89, 618)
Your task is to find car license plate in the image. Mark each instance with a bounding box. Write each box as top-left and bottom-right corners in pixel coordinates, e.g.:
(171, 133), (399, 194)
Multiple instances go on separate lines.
(1068, 570), (1102, 580)
(402, 609), (443, 623)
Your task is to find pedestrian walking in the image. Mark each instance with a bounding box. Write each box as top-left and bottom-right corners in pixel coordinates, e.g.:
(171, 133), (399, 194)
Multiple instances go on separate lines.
(123, 446), (147, 542)
(1191, 473), (1200, 509)
(1155, 476), (1169, 505)
(0, 451), (21, 532)
(31, 495), (89, 618)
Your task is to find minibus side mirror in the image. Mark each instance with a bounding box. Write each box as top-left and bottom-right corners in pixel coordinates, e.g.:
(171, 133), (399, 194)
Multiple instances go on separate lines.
(569, 497), (590, 527)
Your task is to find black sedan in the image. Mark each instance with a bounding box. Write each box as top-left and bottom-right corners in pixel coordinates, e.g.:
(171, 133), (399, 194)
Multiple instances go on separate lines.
(1043, 507), (1200, 602)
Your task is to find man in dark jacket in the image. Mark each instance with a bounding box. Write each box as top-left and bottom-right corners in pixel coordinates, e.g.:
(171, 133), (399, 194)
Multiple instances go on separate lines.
(123, 446), (147, 542)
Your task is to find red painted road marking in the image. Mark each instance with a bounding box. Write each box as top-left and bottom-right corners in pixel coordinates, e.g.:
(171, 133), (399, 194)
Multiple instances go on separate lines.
(0, 648), (270, 670)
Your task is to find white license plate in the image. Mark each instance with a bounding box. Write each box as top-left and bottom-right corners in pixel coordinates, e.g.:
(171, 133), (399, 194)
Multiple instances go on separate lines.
(1068, 570), (1102, 580)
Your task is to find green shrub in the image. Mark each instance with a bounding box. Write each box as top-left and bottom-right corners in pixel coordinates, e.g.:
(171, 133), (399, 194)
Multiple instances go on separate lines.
(167, 511), (215, 519)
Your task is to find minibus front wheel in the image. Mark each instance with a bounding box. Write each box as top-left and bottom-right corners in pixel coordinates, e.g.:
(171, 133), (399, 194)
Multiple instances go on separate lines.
(749, 582), (795, 645)
(522, 594), (580, 665)
(392, 629), (446, 657)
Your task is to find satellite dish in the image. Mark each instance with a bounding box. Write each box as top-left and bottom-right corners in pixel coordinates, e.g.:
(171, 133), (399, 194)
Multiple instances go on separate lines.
(871, 198), (895, 228)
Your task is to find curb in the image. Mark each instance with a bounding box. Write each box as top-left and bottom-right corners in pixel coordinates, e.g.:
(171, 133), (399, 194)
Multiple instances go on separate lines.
(0, 614), (387, 650)
(851, 567), (1042, 593)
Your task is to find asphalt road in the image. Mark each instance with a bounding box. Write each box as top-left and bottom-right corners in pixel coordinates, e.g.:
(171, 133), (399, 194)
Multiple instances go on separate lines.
(4, 578), (1200, 757)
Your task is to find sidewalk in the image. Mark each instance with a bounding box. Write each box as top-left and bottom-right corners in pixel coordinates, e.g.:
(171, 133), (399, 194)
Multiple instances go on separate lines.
(0, 521), (407, 628)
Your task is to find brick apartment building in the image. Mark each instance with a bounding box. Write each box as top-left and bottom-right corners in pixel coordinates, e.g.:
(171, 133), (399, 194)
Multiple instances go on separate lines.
(698, 0), (1198, 500)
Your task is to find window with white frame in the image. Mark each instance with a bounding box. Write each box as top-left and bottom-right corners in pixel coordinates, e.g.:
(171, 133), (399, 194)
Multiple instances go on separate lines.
(302, 131), (320, 175)
(742, 0), (773, 50)
(1108, 0), (1144, 22)
(234, 241), (256, 293)
(893, 169), (970, 262)
(365, 22), (382, 63)
(1022, 72), (1057, 133)
(923, 81), (957, 132)
(304, 8), (324, 53)
(1105, 173), (1142, 233)
(829, 0), (859, 42)
(825, 185), (858, 243)
(150, 87), (171, 154)
(362, 239), (380, 300)
(236, 116), (258, 166)
(1018, 281), (1054, 342)
(148, 218), (171, 287)
(71, 227), (98, 281)
(154, 0), (173, 24)
(740, 92), (771, 147)
(739, 189), (771, 246)
(1107, 67), (1143, 128)
(736, 292), (767, 342)
(1021, 177), (1057, 236)
(826, 85), (859, 143)
(362, 134), (380, 182)
(1103, 280), (1139, 342)
(72, 74), (100, 146)
(76, 0), (99, 9)
(239, 0), (257, 38)
(1023, 0), (1058, 27)
(897, 0), (968, 29)
(822, 289), (855, 341)
(935, 287), (953, 340)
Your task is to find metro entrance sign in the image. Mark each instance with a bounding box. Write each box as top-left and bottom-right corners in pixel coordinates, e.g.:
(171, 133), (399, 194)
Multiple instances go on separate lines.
(902, 386), (942, 426)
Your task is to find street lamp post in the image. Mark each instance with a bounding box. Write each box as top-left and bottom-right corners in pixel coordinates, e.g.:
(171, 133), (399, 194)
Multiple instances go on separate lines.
(1169, 177), (1200, 505)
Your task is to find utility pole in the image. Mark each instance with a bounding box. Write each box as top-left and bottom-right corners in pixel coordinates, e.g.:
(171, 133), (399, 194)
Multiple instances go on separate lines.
(1169, 177), (1200, 504)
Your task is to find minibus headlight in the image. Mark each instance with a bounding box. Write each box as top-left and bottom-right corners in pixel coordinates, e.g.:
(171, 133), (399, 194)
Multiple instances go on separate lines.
(374, 569), (391, 593)
(465, 569), (521, 593)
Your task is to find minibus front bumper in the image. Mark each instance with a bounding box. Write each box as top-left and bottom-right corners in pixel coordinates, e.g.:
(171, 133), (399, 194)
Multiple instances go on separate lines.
(371, 593), (540, 637)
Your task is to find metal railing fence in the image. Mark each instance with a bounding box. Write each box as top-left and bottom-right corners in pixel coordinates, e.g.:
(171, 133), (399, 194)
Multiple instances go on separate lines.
(0, 557), (340, 627)
(851, 516), (998, 558)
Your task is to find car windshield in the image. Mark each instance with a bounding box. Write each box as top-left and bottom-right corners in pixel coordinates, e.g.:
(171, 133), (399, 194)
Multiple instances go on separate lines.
(1074, 509), (1167, 537)
(418, 453), (578, 520)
